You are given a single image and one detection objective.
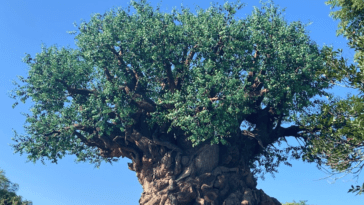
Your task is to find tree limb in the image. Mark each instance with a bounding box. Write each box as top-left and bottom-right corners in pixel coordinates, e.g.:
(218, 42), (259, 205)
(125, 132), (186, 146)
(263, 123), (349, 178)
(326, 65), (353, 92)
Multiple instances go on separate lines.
(103, 67), (114, 82)
(55, 79), (97, 97)
(108, 46), (137, 92)
(73, 130), (99, 147)
(185, 44), (198, 67)
(164, 59), (176, 93)
(152, 127), (183, 154)
(241, 129), (264, 149)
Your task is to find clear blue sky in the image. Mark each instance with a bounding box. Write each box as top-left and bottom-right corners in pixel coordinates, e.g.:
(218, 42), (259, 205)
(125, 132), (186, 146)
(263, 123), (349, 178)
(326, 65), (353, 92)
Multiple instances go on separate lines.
(0, 0), (362, 204)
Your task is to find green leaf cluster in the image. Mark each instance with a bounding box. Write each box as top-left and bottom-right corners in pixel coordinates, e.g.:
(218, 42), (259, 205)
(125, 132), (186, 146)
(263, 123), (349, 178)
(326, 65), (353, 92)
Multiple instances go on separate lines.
(5, 0), (359, 180)
(289, 0), (364, 196)
(0, 169), (32, 205)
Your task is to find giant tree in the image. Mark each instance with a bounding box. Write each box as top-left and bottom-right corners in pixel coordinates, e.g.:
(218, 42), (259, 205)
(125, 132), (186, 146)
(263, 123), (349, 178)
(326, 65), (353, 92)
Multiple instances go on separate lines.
(7, 0), (355, 204)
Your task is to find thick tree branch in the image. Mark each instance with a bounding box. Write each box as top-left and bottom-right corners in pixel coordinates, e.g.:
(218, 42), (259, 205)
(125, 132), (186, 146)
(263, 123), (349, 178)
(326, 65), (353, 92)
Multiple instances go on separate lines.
(44, 124), (94, 137)
(275, 112), (284, 131)
(109, 46), (128, 71)
(243, 45), (269, 109)
(276, 125), (322, 141)
(103, 67), (114, 82)
(98, 133), (114, 149)
(45, 120), (143, 167)
(129, 92), (157, 112)
(73, 130), (99, 147)
(208, 96), (226, 103)
(152, 127), (183, 154)
(180, 44), (189, 68)
(111, 134), (142, 171)
(164, 59), (176, 93)
(55, 79), (97, 97)
(171, 44), (199, 91)
(185, 44), (198, 67)
(44, 124), (104, 149)
(212, 36), (224, 57)
(108, 46), (137, 92)
(241, 129), (264, 149)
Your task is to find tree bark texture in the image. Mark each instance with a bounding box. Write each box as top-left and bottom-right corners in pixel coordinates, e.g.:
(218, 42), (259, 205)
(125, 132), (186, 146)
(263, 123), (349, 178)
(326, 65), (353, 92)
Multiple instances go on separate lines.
(97, 111), (282, 205)
(135, 142), (281, 205)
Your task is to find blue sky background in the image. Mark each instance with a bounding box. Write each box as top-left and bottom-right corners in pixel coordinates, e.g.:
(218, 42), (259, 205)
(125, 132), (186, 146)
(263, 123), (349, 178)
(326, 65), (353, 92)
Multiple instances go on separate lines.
(0, 0), (363, 204)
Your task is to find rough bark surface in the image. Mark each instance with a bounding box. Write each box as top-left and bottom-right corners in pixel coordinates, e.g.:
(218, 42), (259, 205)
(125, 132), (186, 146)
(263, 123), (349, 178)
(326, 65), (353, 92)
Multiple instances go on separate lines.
(97, 110), (282, 205)
(135, 142), (281, 205)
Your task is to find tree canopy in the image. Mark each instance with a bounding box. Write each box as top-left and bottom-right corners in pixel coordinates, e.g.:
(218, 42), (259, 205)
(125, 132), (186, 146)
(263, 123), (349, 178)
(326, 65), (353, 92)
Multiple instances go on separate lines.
(7, 0), (363, 195)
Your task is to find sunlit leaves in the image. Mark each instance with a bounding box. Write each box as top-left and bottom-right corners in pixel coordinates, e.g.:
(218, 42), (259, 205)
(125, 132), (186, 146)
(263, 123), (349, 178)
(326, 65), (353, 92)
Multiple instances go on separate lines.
(7, 0), (359, 176)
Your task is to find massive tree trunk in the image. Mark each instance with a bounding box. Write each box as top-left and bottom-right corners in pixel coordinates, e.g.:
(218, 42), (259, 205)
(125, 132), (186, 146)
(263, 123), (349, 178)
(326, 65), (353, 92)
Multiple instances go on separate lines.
(97, 109), (281, 205)
(135, 140), (281, 205)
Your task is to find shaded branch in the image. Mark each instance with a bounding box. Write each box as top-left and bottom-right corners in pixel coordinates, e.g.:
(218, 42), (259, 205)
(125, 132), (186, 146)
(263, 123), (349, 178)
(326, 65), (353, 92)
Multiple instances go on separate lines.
(44, 124), (106, 150)
(164, 59), (176, 93)
(172, 44), (199, 91)
(46, 121), (142, 168)
(152, 127), (183, 154)
(185, 44), (198, 67)
(243, 44), (269, 109)
(73, 131), (99, 147)
(98, 134), (114, 149)
(130, 92), (157, 112)
(108, 46), (128, 71)
(241, 129), (264, 149)
(108, 46), (137, 91)
(44, 124), (94, 137)
(103, 67), (114, 82)
(277, 125), (321, 142)
(208, 95), (226, 103)
(55, 79), (97, 97)
(180, 44), (189, 68)
(212, 36), (225, 57)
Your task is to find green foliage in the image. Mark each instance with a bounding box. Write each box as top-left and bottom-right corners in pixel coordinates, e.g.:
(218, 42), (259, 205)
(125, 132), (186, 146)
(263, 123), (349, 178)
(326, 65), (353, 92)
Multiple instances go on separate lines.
(289, 0), (364, 196)
(325, 0), (364, 72)
(0, 169), (32, 205)
(348, 184), (364, 195)
(6, 0), (357, 182)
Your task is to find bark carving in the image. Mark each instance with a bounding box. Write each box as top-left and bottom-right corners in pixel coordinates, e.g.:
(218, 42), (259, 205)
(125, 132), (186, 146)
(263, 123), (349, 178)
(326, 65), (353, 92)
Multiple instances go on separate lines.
(134, 138), (280, 205)
(96, 111), (281, 205)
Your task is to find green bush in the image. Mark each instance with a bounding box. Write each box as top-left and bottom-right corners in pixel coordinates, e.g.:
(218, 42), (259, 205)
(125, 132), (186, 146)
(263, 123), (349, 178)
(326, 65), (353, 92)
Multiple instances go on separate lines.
(0, 169), (32, 205)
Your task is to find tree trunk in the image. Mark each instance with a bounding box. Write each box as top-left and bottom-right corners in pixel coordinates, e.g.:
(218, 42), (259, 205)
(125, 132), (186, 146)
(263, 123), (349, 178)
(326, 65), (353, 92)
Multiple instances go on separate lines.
(135, 141), (281, 205)
(120, 121), (282, 204)
(100, 112), (281, 205)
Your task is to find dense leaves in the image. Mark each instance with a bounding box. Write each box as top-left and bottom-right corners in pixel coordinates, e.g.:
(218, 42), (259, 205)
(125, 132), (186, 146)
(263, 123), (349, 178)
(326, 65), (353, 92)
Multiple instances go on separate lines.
(6, 0), (362, 191)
